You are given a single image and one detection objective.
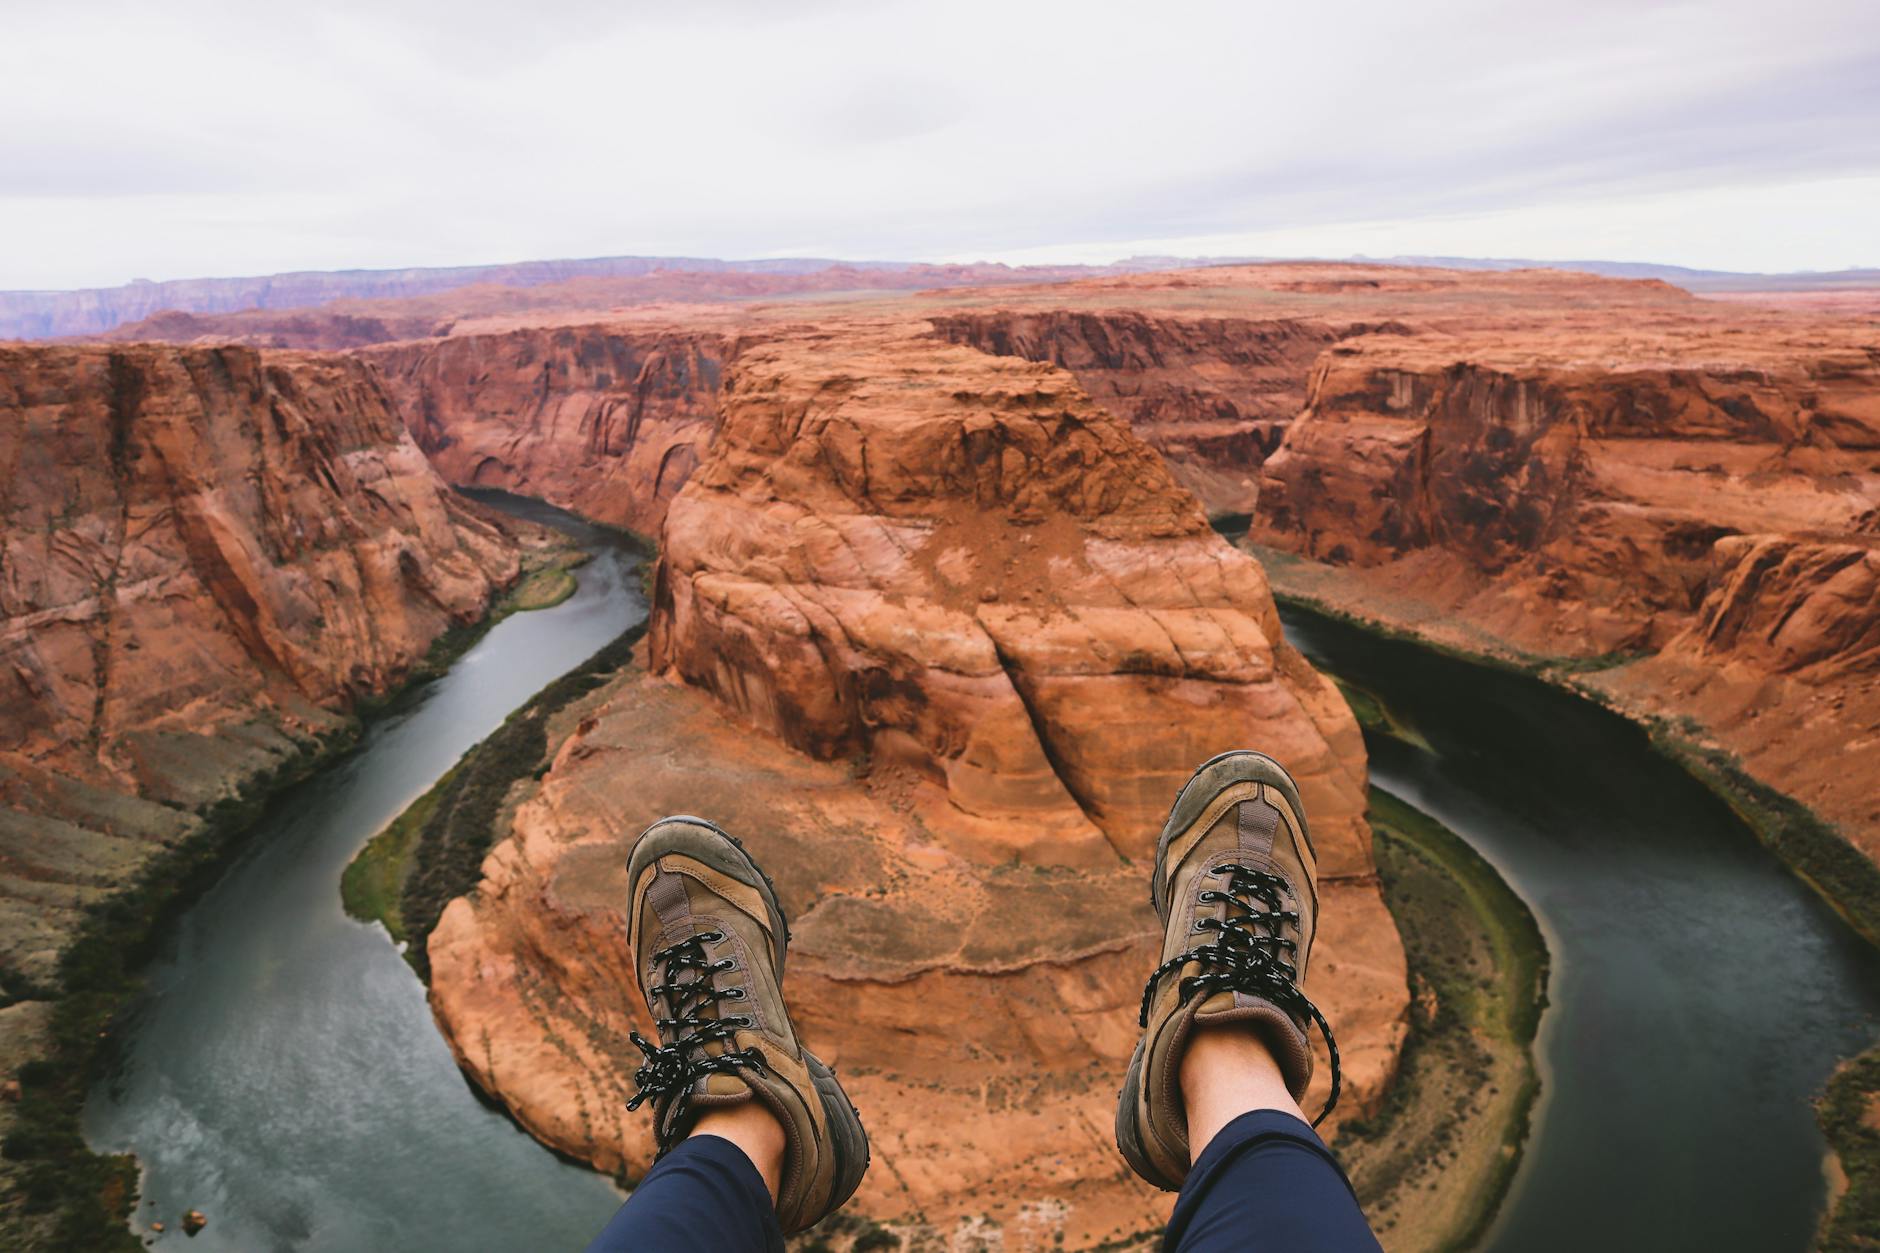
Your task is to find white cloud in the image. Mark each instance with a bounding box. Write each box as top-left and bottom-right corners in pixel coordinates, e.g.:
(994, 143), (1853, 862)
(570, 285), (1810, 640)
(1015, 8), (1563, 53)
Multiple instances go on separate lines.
(3, 0), (1876, 287)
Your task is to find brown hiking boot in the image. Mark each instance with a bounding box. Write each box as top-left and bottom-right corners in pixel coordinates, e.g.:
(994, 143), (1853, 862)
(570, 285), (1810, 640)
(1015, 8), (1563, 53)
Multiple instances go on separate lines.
(1115, 750), (1343, 1190)
(625, 816), (869, 1233)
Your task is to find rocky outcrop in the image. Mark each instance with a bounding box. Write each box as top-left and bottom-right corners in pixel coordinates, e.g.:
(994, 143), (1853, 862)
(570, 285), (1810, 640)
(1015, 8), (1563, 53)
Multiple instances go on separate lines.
(0, 343), (517, 989)
(650, 328), (1379, 864)
(363, 326), (729, 537)
(1257, 333), (1880, 654)
(1251, 326), (1880, 858)
(1683, 535), (1880, 676)
(423, 324), (1408, 1246)
(932, 311), (1394, 517)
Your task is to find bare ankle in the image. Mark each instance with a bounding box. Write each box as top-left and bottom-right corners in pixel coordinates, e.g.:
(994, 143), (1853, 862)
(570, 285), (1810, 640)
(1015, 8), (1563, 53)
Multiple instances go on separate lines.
(691, 1099), (788, 1202)
(1179, 1023), (1305, 1163)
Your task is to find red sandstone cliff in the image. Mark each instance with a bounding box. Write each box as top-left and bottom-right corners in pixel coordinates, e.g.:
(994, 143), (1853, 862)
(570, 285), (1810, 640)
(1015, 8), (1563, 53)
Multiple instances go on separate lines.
(0, 343), (518, 988)
(1252, 326), (1880, 856)
(422, 323), (1407, 1246)
(362, 326), (729, 536)
(919, 265), (1706, 521)
(931, 310), (1388, 517)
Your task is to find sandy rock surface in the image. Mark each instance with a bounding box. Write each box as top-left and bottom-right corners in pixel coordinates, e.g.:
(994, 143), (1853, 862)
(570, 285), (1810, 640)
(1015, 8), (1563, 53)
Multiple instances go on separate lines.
(426, 323), (1408, 1245)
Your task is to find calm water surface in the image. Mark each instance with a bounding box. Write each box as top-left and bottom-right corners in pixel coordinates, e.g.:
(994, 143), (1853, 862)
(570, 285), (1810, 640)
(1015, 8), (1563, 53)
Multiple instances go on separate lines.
(84, 494), (638, 1250)
(1282, 604), (1880, 1253)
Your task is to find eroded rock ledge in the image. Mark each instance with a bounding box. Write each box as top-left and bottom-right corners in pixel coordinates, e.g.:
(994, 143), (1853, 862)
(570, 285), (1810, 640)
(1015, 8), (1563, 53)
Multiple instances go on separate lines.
(0, 343), (518, 990)
(930, 311), (1359, 518)
(364, 324), (730, 536)
(425, 323), (1408, 1245)
(1252, 326), (1880, 864)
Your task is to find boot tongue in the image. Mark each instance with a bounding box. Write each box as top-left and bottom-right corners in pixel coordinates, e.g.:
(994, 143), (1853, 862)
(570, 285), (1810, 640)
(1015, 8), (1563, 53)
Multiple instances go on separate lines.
(648, 946), (755, 1143)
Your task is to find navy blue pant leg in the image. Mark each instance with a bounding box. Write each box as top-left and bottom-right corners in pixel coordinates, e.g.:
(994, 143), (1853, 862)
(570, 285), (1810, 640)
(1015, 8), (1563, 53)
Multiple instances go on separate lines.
(1165, 1110), (1383, 1252)
(585, 1135), (783, 1253)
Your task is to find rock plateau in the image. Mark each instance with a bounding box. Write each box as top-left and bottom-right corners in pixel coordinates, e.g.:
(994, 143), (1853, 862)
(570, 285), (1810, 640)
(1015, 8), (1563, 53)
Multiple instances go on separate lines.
(422, 323), (1408, 1245)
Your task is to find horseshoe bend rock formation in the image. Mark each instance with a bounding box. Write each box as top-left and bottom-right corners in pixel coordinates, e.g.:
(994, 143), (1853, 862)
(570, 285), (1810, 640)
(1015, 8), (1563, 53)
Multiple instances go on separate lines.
(425, 325), (1408, 1241)
(0, 342), (518, 990)
(362, 323), (730, 536)
(1252, 323), (1880, 859)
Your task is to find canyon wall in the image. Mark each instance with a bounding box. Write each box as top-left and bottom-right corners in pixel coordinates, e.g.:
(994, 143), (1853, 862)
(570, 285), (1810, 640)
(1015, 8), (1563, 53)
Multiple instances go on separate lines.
(0, 343), (518, 991)
(932, 311), (1394, 517)
(107, 308), (443, 351)
(363, 325), (730, 536)
(1253, 328), (1880, 856)
(423, 324), (1408, 1246)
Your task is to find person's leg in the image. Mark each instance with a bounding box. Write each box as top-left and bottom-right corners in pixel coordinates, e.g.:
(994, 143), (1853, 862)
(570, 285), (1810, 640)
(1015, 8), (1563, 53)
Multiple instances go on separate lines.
(585, 816), (869, 1251)
(1163, 1025), (1381, 1252)
(584, 1121), (783, 1253)
(1115, 750), (1384, 1250)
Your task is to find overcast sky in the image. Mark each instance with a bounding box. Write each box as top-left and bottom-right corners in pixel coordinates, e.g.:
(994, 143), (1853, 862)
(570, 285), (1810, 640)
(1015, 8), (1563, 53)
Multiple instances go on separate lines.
(5, 0), (1878, 289)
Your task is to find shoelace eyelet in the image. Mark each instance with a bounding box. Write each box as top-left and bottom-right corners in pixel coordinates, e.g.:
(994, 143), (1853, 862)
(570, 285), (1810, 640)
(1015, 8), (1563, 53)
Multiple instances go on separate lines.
(1139, 861), (1343, 1127)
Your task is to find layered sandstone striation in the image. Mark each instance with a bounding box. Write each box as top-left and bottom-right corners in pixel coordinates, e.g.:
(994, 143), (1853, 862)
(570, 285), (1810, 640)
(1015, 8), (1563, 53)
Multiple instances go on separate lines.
(364, 325), (730, 536)
(921, 265), (1702, 520)
(0, 343), (517, 989)
(424, 324), (1408, 1245)
(931, 311), (1353, 518)
(1252, 324), (1880, 857)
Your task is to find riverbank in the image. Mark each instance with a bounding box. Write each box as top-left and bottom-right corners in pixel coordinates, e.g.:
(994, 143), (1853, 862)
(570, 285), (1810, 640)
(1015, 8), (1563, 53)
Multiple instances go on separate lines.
(1249, 544), (1880, 946)
(1255, 543), (1880, 1245)
(0, 720), (361, 1251)
(345, 648), (1546, 1252)
(341, 621), (647, 974)
(1339, 789), (1548, 1252)
(0, 509), (583, 1250)
(1819, 1046), (1880, 1249)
